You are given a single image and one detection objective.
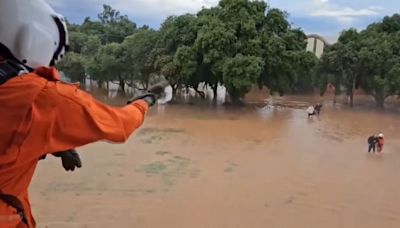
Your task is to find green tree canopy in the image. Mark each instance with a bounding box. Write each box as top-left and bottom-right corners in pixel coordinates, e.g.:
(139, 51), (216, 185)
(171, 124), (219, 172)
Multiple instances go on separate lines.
(318, 14), (400, 108)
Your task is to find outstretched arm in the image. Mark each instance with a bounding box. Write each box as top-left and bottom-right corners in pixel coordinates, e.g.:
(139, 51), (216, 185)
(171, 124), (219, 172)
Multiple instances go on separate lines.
(45, 82), (149, 154)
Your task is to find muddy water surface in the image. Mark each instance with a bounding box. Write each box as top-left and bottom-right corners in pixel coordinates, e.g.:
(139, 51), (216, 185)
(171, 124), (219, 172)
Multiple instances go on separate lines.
(30, 92), (400, 228)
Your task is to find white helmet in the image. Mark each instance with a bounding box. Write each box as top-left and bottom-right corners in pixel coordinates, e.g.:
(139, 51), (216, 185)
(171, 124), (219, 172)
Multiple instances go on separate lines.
(378, 133), (384, 138)
(0, 0), (69, 69)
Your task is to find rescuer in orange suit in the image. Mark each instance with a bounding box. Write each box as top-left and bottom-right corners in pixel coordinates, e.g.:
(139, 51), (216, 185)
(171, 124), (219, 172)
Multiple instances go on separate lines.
(0, 0), (168, 227)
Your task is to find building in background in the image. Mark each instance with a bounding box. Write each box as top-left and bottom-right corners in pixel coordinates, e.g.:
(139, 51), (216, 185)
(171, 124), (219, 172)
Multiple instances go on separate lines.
(306, 34), (330, 59)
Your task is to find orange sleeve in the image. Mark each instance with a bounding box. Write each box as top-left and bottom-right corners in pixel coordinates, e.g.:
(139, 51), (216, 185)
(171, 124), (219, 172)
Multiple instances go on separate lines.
(45, 81), (149, 153)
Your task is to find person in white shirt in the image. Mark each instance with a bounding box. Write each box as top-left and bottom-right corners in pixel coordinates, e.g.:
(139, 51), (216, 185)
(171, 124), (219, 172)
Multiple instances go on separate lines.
(307, 106), (315, 118)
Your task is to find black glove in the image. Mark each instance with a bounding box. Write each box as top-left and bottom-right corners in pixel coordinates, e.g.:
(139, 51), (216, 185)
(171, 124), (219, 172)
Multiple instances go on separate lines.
(52, 149), (82, 171)
(127, 81), (169, 106)
(148, 81), (169, 99)
(127, 93), (157, 106)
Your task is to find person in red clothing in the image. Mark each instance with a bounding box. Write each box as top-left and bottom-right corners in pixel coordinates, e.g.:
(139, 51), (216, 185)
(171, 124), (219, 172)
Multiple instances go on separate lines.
(377, 133), (385, 153)
(0, 0), (167, 227)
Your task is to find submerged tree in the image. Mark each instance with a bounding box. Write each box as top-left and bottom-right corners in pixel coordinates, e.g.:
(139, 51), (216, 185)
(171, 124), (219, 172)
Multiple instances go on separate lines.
(318, 14), (400, 108)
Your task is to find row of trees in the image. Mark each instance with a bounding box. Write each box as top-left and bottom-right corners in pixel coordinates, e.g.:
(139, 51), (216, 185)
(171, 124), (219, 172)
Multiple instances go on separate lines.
(317, 14), (400, 108)
(58, 0), (400, 108)
(58, 0), (317, 104)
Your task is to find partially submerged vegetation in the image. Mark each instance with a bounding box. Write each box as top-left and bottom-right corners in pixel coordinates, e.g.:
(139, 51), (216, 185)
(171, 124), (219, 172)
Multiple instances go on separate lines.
(58, 0), (400, 108)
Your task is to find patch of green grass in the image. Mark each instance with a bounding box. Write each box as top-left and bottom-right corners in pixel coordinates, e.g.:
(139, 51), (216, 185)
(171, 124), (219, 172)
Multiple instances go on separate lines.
(150, 135), (163, 140)
(174, 156), (191, 161)
(140, 162), (168, 175)
(138, 127), (185, 135)
(145, 189), (156, 193)
(163, 128), (185, 133)
(224, 167), (234, 173)
(137, 156), (193, 191)
(142, 139), (153, 144)
(155, 151), (170, 156)
(224, 161), (239, 173)
(138, 128), (159, 135)
(138, 128), (185, 145)
(190, 169), (202, 179)
(141, 135), (164, 144)
(163, 179), (176, 187)
(166, 158), (177, 164)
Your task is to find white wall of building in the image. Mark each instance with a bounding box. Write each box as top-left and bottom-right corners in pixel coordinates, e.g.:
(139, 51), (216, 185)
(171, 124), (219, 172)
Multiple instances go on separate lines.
(315, 39), (325, 58)
(306, 36), (328, 59)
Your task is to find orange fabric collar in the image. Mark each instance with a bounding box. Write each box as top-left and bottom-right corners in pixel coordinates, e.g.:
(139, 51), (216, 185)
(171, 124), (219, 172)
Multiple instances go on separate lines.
(33, 67), (60, 81)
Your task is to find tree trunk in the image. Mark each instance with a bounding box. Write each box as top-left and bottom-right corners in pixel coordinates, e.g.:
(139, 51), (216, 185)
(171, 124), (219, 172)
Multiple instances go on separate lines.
(349, 76), (356, 107)
(229, 88), (242, 105)
(333, 79), (341, 105)
(119, 80), (125, 92)
(172, 84), (177, 101)
(195, 88), (205, 99)
(375, 92), (385, 109)
(349, 92), (354, 107)
(212, 83), (218, 103)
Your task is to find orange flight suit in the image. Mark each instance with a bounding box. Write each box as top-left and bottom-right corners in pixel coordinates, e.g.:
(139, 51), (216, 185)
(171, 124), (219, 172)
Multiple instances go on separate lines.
(0, 67), (148, 227)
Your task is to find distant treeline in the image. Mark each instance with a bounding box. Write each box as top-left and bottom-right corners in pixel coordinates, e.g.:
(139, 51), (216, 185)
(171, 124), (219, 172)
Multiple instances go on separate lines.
(58, 0), (400, 107)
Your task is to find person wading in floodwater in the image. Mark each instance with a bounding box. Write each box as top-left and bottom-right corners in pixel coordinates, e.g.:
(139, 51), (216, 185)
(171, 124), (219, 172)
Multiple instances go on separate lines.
(0, 0), (168, 227)
(367, 135), (378, 153)
(307, 105), (315, 118)
(314, 103), (323, 116)
(377, 133), (385, 153)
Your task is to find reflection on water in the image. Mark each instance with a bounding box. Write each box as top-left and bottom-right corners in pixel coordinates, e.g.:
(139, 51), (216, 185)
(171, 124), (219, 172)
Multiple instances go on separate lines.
(31, 85), (400, 228)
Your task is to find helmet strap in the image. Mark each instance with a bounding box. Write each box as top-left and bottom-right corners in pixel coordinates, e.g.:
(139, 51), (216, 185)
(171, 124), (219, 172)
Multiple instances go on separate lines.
(0, 43), (33, 72)
(0, 60), (29, 85)
(50, 16), (68, 66)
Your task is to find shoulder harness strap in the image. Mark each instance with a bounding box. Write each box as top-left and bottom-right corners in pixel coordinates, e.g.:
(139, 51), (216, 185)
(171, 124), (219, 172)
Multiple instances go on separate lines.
(0, 60), (30, 86)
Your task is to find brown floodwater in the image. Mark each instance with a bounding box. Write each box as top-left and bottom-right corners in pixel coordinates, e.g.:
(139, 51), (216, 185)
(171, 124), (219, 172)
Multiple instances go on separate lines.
(30, 87), (400, 228)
